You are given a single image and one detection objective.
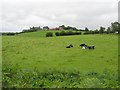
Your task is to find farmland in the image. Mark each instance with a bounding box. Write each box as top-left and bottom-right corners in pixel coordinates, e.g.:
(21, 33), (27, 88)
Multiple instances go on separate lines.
(2, 30), (119, 88)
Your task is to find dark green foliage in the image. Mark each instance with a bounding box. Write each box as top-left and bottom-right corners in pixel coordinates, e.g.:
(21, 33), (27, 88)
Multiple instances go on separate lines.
(22, 29), (38, 33)
(59, 25), (77, 30)
(43, 26), (49, 30)
(75, 31), (82, 35)
(83, 30), (115, 35)
(2, 66), (119, 88)
(55, 31), (81, 36)
(83, 31), (96, 35)
(83, 22), (120, 35)
(106, 27), (111, 34)
(59, 31), (66, 36)
(2, 33), (16, 36)
(85, 27), (89, 31)
(46, 32), (53, 37)
(94, 30), (99, 34)
(21, 26), (42, 33)
(66, 31), (74, 35)
(99, 27), (105, 34)
(55, 32), (60, 36)
(111, 22), (120, 33)
(59, 25), (66, 30)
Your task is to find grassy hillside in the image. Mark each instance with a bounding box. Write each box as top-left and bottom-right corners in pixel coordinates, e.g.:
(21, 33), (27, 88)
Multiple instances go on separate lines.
(2, 31), (118, 88)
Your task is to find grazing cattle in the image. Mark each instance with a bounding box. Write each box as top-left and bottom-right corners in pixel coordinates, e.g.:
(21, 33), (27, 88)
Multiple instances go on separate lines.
(80, 43), (86, 47)
(82, 46), (86, 49)
(66, 44), (73, 48)
(92, 46), (95, 49)
(87, 46), (95, 50)
(80, 44), (87, 49)
(70, 44), (73, 47)
(66, 46), (71, 48)
(80, 43), (95, 50)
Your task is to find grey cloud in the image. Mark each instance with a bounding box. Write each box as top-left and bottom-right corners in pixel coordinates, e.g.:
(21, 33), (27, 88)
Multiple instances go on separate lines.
(1, 0), (118, 32)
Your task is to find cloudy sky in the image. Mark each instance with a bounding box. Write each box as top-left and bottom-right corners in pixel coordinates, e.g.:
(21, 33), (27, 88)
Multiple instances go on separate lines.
(1, 0), (119, 32)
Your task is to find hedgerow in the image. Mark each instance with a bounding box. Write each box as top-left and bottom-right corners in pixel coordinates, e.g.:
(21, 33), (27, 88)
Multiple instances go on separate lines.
(55, 31), (81, 36)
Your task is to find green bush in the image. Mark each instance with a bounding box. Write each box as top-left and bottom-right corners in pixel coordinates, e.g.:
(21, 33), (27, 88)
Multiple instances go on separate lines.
(60, 31), (66, 36)
(55, 32), (60, 36)
(46, 32), (53, 37)
(75, 31), (81, 35)
(55, 31), (81, 36)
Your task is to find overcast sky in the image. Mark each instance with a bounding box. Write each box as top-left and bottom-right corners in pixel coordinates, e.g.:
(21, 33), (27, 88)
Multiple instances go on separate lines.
(1, 0), (119, 32)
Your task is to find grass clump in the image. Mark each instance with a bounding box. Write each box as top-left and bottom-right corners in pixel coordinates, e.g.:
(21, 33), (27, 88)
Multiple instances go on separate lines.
(2, 66), (119, 88)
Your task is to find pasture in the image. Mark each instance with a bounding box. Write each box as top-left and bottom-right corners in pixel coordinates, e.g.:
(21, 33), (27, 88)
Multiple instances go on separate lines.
(2, 31), (119, 88)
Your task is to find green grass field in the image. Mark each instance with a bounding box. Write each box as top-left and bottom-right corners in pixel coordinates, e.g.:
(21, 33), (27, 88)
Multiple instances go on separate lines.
(2, 31), (119, 88)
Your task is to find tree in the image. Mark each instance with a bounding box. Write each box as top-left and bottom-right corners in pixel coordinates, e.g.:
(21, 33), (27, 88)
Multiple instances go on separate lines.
(95, 29), (99, 32)
(99, 27), (105, 34)
(59, 25), (77, 30)
(111, 22), (120, 33)
(106, 27), (111, 34)
(43, 26), (49, 30)
(85, 27), (89, 31)
(55, 32), (60, 36)
(59, 25), (66, 30)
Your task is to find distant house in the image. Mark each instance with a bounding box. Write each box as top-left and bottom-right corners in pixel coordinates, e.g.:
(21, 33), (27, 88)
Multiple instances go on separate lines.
(43, 26), (49, 30)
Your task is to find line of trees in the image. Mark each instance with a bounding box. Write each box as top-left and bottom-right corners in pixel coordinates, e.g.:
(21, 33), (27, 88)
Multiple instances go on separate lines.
(55, 31), (81, 36)
(1, 21), (120, 36)
(83, 22), (120, 35)
(22, 26), (42, 33)
(1, 32), (20, 36)
(83, 30), (115, 35)
(46, 31), (82, 37)
(111, 22), (120, 33)
(21, 21), (120, 34)
(98, 22), (120, 34)
(59, 25), (77, 30)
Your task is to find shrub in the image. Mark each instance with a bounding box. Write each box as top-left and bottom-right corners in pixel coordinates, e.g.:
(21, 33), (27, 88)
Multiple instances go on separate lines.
(55, 32), (60, 36)
(59, 31), (66, 36)
(67, 31), (74, 35)
(55, 31), (81, 36)
(84, 31), (98, 35)
(75, 31), (81, 35)
(46, 32), (53, 37)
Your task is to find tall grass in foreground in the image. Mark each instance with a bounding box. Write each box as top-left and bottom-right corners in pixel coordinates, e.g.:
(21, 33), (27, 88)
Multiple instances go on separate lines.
(2, 65), (119, 88)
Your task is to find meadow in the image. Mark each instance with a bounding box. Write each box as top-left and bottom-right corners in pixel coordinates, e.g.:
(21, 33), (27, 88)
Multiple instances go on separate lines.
(2, 30), (119, 88)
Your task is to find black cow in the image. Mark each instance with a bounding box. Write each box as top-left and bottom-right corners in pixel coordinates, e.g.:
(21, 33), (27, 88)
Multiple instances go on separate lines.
(80, 43), (95, 50)
(66, 44), (73, 48)
(70, 44), (73, 47)
(66, 46), (71, 48)
(87, 46), (95, 49)
(80, 44), (87, 49)
(80, 43), (86, 47)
